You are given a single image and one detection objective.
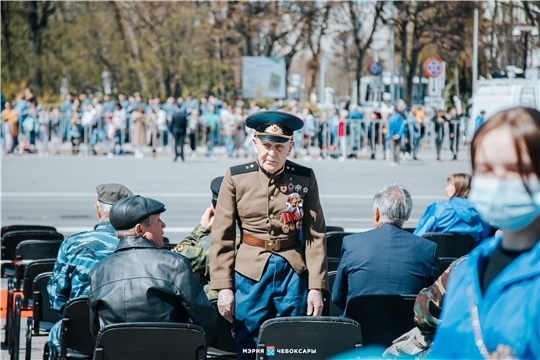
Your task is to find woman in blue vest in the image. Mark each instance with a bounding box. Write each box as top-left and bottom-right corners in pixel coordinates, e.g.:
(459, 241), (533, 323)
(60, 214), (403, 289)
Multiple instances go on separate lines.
(414, 173), (491, 243)
(430, 107), (540, 359)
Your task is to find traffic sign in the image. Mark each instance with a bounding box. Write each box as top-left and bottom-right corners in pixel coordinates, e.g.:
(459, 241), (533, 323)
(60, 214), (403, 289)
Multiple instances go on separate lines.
(424, 57), (444, 78)
(369, 61), (383, 76)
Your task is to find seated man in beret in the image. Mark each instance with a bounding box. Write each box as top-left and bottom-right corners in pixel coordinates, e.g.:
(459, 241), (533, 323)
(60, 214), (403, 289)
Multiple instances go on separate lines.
(47, 183), (133, 355)
(88, 195), (217, 342)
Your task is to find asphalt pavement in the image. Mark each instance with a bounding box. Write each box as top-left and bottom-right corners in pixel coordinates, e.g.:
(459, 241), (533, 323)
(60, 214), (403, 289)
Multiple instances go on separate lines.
(1, 146), (471, 242)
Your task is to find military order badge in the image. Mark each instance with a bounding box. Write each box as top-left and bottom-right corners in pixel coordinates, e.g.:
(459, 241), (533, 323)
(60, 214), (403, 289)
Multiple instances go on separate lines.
(280, 193), (304, 233)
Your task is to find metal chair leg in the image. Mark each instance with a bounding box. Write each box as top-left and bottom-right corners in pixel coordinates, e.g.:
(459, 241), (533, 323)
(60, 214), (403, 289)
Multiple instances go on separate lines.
(4, 278), (14, 349)
(11, 294), (23, 360)
(25, 318), (33, 360)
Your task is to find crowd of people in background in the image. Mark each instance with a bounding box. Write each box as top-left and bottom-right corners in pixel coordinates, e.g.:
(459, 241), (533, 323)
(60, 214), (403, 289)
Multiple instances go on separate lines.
(1, 89), (477, 163)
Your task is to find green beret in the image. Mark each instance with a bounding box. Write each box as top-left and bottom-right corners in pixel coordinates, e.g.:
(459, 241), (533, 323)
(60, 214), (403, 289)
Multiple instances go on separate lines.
(95, 183), (134, 205)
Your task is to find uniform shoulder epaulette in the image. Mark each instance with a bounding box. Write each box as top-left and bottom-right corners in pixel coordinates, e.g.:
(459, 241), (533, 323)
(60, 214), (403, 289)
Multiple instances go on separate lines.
(230, 161), (259, 176)
(284, 160), (311, 177)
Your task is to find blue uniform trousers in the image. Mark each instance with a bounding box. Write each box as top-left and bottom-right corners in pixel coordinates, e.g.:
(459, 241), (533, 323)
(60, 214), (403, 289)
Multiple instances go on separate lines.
(233, 254), (308, 360)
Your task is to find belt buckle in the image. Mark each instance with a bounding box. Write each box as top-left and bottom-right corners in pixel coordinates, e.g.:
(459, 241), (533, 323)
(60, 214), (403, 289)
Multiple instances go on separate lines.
(265, 239), (280, 251)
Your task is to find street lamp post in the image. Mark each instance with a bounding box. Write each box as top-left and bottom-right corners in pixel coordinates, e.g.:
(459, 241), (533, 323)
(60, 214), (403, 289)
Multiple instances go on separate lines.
(512, 26), (539, 73)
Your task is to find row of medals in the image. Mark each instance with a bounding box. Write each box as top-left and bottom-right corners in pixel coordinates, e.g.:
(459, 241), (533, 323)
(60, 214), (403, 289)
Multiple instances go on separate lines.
(280, 181), (308, 234)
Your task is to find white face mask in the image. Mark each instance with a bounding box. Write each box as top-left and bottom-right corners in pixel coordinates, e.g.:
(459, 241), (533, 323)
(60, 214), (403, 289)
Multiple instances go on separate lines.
(469, 176), (540, 231)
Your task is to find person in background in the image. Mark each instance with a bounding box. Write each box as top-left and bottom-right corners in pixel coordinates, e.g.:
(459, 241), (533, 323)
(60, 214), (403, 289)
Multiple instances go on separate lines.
(205, 104), (219, 158)
(431, 107), (540, 359)
(169, 107), (187, 162)
(431, 109), (448, 161)
(474, 110), (486, 134)
(386, 101), (405, 165)
(414, 173), (491, 243)
(337, 110), (348, 161)
(2, 101), (18, 153)
(448, 107), (461, 161)
(130, 105), (146, 159)
(146, 107), (158, 157)
(187, 108), (200, 159)
(112, 103), (126, 155)
(50, 107), (62, 155)
(37, 106), (50, 157)
(102, 94), (116, 114)
(68, 117), (82, 155)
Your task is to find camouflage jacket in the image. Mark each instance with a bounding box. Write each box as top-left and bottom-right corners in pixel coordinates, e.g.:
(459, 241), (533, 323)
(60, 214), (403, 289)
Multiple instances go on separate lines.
(171, 223), (240, 299)
(413, 256), (467, 342)
(47, 221), (119, 315)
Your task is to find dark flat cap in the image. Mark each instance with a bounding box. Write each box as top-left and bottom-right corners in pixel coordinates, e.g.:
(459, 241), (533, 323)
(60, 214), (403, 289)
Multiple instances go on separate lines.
(246, 111), (303, 143)
(96, 183), (134, 205)
(211, 177), (224, 202)
(109, 195), (166, 230)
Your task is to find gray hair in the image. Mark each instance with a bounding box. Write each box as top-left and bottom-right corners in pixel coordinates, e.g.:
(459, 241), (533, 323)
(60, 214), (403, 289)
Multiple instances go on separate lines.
(96, 202), (113, 218)
(372, 183), (413, 224)
(115, 227), (137, 239)
(114, 216), (151, 239)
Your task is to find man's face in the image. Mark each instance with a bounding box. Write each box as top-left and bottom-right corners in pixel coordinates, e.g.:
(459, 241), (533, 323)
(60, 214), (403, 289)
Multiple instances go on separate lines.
(253, 138), (293, 174)
(139, 214), (166, 248)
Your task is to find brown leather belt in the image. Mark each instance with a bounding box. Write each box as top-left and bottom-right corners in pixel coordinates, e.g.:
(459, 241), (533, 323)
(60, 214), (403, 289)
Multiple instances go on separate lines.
(243, 233), (300, 251)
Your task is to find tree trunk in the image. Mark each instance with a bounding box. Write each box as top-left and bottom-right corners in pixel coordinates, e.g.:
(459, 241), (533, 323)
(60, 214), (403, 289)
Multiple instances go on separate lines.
(28, 1), (42, 93)
(306, 58), (319, 99)
(399, 24), (409, 104)
(1, 1), (14, 80)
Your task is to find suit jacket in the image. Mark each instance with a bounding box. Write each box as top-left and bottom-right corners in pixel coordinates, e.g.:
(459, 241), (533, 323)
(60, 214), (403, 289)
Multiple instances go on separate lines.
(210, 160), (328, 291)
(332, 223), (439, 311)
(169, 111), (187, 134)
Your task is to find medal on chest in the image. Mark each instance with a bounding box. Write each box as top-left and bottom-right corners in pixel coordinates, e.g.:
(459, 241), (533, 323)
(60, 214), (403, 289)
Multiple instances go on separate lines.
(280, 193), (304, 233)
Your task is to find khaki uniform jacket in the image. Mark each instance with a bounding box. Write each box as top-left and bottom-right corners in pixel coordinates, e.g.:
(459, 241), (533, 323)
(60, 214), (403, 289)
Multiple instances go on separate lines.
(210, 160), (328, 291)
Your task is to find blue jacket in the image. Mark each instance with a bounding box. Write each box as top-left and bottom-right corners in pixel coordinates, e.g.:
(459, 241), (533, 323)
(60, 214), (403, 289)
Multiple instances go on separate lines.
(414, 197), (491, 243)
(386, 112), (405, 140)
(430, 237), (540, 359)
(332, 223), (439, 311)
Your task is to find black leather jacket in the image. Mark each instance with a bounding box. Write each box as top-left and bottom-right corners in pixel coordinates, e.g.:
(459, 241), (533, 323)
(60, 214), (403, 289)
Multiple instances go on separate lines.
(88, 236), (216, 342)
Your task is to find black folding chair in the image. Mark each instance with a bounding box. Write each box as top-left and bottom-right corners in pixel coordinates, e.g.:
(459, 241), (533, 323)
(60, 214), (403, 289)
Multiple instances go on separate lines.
(42, 297), (94, 360)
(257, 316), (362, 359)
(19, 272), (61, 360)
(326, 226), (345, 233)
(438, 257), (457, 274)
(208, 298), (237, 358)
(327, 257), (341, 272)
(422, 233), (475, 258)
(93, 323), (207, 360)
(2, 230), (63, 277)
(327, 270), (343, 317)
(326, 232), (354, 259)
(4, 260), (55, 350)
(344, 295), (416, 348)
(15, 240), (62, 262)
(1, 225), (57, 238)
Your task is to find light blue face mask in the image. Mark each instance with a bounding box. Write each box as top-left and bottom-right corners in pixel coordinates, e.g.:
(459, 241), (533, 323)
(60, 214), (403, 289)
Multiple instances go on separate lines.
(469, 176), (540, 231)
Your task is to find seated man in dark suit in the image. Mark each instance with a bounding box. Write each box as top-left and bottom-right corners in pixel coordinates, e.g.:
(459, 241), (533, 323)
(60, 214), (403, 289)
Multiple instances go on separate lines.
(332, 183), (439, 312)
(89, 195), (217, 342)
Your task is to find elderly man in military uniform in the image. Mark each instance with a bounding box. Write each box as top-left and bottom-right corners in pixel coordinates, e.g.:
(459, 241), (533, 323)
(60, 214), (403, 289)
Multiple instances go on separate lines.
(210, 111), (328, 358)
(47, 183), (133, 355)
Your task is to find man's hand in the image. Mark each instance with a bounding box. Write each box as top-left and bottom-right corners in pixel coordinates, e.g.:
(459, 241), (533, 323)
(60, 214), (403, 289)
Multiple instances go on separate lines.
(306, 289), (324, 316)
(217, 289), (235, 323)
(449, 133), (454, 139)
(200, 204), (215, 231)
(392, 134), (400, 140)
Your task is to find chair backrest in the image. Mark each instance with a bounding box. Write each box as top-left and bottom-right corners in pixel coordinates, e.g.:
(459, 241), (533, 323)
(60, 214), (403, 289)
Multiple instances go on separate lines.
(326, 232), (354, 259)
(21, 259), (56, 307)
(1, 225), (57, 237)
(161, 243), (176, 251)
(33, 272), (61, 327)
(326, 226), (345, 233)
(344, 295), (416, 347)
(2, 230), (64, 260)
(257, 316), (362, 359)
(16, 239), (63, 260)
(327, 257), (341, 272)
(209, 298), (237, 353)
(438, 257), (457, 274)
(60, 297), (95, 357)
(93, 323), (206, 360)
(422, 233), (475, 258)
(327, 271), (343, 317)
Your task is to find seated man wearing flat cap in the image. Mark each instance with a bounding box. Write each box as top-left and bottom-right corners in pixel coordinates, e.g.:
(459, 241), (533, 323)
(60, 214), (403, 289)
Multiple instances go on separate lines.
(88, 195), (217, 342)
(47, 183), (133, 354)
(210, 111), (328, 359)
